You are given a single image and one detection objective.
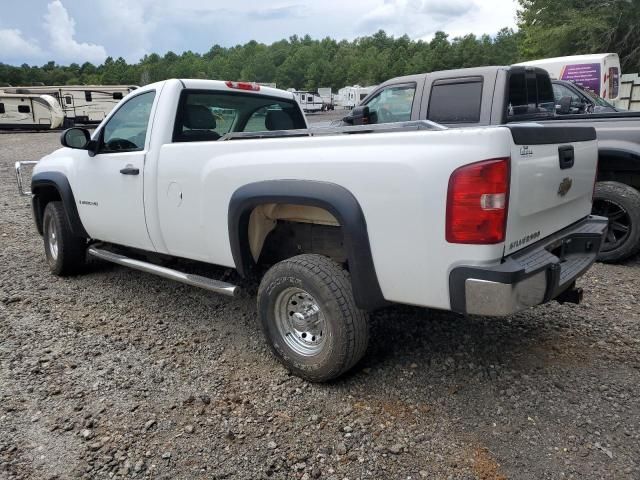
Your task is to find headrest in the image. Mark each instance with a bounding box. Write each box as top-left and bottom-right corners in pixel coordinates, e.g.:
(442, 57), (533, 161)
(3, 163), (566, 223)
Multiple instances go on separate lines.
(184, 104), (216, 130)
(265, 109), (294, 131)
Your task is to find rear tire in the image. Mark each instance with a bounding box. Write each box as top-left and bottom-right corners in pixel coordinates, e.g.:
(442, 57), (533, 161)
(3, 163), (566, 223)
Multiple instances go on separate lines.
(592, 181), (640, 262)
(42, 201), (87, 275)
(257, 254), (369, 382)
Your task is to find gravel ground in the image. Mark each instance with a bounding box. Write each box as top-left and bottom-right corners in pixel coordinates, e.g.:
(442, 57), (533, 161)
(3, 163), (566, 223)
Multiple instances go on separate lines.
(1, 122), (639, 480)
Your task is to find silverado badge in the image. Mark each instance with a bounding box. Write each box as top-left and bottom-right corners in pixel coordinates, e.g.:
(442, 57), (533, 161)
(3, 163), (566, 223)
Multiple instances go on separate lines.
(557, 177), (573, 197)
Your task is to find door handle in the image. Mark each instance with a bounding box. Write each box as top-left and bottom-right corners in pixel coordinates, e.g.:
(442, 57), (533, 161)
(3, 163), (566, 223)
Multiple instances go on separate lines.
(558, 145), (574, 170)
(120, 166), (139, 175)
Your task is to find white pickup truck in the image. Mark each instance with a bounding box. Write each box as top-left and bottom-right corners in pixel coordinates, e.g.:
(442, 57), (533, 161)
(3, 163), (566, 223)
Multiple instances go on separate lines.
(16, 79), (607, 381)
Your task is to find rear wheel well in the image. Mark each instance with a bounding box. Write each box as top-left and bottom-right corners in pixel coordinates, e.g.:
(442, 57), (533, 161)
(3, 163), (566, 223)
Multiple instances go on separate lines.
(248, 203), (346, 268)
(598, 151), (640, 191)
(32, 186), (62, 235)
(228, 180), (386, 310)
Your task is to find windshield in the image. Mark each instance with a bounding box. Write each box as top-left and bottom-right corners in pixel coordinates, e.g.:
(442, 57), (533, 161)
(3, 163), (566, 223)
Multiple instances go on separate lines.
(573, 83), (616, 108)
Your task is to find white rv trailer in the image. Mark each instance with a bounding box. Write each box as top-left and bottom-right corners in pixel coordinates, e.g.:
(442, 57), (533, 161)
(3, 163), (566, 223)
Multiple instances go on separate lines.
(3, 85), (137, 126)
(291, 90), (324, 112)
(317, 87), (334, 110)
(336, 85), (377, 109)
(0, 93), (64, 130)
(515, 54), (621, 102)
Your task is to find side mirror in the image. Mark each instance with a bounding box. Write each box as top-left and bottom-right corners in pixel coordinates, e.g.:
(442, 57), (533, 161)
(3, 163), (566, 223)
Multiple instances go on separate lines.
(556, 96), (572, 115)
(61, 127), (91, 149)
(343, 105), (370, 125)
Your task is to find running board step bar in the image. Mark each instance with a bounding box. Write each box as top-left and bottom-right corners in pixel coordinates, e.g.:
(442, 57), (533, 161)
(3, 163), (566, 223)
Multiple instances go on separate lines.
(87, 247), (238, 297)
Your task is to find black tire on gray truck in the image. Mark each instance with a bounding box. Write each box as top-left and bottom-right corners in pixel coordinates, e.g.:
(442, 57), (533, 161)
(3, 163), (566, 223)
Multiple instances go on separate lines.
(257, 254), (369, 382)
(42, 201), (87, 275)
(592, 181), (640, 263)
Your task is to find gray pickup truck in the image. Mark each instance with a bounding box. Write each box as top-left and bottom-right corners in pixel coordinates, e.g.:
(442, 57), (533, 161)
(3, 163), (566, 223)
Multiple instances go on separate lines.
(343, 66), (640, 262)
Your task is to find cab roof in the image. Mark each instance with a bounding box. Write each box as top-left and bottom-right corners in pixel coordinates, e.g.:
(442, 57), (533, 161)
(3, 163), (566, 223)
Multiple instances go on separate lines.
(179, 79), (295, 101)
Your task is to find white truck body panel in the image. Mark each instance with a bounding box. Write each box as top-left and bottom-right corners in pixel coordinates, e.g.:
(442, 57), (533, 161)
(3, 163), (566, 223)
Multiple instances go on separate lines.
(155, 127), (513, 309)
(504, 133), (598, 255)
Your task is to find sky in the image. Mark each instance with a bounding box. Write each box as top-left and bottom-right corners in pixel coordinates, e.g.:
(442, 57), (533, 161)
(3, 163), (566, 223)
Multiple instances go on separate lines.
(0, 0), (519, 66)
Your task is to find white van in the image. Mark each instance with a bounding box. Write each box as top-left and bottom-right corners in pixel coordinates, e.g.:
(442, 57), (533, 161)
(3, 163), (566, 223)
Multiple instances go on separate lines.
(516, 54), (621, 102)
(0, 93), (64, 130)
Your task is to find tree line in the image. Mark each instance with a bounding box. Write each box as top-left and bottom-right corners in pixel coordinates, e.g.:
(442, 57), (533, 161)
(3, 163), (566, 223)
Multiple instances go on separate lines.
(0, 0), (638, 90)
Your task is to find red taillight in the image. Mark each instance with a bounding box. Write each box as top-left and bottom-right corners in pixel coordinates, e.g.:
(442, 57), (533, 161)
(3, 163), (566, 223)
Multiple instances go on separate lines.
(225, 81), (260, 91)
(446, 158), (510, 244)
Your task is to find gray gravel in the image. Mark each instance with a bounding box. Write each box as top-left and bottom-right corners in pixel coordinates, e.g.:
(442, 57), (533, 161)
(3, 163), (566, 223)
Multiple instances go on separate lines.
(1, 124), (639, 480)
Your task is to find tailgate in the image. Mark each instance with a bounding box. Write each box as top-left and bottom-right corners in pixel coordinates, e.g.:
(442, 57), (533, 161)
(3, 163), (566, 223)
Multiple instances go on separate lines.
(504, 125), (598, 255)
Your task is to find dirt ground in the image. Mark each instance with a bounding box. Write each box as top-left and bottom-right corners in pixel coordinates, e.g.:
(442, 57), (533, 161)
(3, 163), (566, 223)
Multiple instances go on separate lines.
(1, 120), (639, 479)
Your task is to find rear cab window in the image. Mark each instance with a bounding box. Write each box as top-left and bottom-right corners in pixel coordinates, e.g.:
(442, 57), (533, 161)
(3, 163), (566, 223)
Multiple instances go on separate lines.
(506, 69), (555, 121)
(427, 77), (483, 123)
(173, 90), (306, 142)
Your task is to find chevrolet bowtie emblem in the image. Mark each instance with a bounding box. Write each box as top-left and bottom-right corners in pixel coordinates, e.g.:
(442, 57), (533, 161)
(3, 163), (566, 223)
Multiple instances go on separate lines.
(557, 177), (573, 197)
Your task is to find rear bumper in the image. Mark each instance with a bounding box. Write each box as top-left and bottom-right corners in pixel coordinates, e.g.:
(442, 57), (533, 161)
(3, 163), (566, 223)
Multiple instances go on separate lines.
(449, 216), (607, 316)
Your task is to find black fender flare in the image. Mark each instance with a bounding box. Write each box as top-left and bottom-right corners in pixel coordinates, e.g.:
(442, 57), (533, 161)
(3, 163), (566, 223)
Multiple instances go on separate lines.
(228, 180), (386, 311)
(598, 148), (640, 173)
(31, 171), (88, 238)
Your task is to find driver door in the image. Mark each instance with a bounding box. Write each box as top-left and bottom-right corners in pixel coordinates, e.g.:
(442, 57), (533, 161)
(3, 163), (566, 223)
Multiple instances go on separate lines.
(74, 90), (157, 250)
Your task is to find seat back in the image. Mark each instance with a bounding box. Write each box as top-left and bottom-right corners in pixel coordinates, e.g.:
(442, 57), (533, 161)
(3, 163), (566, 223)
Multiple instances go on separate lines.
(265, 109), (295, 130)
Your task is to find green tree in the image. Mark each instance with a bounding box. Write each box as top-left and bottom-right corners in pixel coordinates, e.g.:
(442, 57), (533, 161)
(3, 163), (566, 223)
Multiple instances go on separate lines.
(0, 28), (531, 89)
(518, 0), (640, 72)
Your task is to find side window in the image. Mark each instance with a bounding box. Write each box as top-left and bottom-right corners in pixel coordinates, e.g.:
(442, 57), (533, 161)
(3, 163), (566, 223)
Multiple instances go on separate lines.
(428, 77), (483, 123)
(85, 91), (92, 102)
(113, 92), (123, 100)
(365, 84), (416, 124)
(65, 96), (72, 105)
(552, 84), (582, 105)
(0, 103), (4, 114)
(18, 105), (30, 113)
(101, 91), (156, 153)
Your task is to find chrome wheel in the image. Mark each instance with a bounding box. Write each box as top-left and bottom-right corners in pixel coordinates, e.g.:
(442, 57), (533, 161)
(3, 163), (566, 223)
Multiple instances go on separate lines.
(274, 287), (327, 356)
(45, 215), (59, 260)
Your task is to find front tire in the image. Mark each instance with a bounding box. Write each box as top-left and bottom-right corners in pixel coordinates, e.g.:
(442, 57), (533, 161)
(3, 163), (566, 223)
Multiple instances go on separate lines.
(42, 201), (87, 275)
(257, 254), (369, 382)
(592, 181), (640, 263)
